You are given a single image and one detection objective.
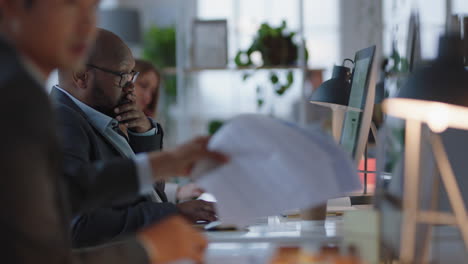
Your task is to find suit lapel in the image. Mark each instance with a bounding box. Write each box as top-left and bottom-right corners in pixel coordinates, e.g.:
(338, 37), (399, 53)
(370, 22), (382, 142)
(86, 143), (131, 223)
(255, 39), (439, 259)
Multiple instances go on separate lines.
(51, 87), (132, 158)
(95, 128), (133, 158)
(100, 126), (135, 159)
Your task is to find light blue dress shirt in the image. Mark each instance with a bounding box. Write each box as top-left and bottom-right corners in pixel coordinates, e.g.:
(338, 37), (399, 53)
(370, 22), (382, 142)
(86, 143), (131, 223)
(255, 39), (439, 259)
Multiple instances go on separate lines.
(55, 86), (157, 195)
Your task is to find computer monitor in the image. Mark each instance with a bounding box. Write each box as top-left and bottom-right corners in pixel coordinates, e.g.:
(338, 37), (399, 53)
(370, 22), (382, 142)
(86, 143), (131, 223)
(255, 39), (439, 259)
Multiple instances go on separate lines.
(339, 46), (376, 165)
(406, 12), (422, 72)
(464, 17), (467, 66)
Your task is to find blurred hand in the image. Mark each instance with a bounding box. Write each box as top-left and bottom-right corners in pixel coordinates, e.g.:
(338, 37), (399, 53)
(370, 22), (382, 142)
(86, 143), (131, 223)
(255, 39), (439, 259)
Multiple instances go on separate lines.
(177, 183), (204, 201)
(149, 136), (228, 181)
(177, 200), (217, 223)
(114, 87), (152, 133)
(137, 215), (207, 264)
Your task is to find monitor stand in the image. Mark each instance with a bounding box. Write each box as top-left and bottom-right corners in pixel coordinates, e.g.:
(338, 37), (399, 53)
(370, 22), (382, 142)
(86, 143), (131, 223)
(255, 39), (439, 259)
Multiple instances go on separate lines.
(350, 122), (379, 205)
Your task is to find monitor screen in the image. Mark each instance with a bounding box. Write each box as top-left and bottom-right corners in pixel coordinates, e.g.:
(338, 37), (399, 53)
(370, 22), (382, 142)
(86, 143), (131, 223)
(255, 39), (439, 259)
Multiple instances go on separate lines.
(348, 57), (372, 110)
(340, 46), (375, 157)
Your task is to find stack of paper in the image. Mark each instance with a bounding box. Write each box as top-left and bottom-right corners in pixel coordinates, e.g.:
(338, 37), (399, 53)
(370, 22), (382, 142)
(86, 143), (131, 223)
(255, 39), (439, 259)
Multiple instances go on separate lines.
(192, 114), (361, 226)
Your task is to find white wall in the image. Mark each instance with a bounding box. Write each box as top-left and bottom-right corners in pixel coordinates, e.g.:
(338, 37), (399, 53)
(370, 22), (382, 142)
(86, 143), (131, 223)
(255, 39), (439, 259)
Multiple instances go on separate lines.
(339, 0), (383, 63)
(103, 0), (197, 30)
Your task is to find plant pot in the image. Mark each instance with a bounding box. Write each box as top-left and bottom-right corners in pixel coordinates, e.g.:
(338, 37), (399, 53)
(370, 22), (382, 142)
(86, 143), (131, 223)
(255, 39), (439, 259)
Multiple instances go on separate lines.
(261, 35), (298, 66)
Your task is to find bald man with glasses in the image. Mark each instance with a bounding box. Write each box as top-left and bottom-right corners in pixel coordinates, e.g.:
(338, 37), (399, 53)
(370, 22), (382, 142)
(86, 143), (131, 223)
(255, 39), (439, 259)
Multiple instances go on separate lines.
(51, 29), (217, 248)
(86, 64), (139, 88)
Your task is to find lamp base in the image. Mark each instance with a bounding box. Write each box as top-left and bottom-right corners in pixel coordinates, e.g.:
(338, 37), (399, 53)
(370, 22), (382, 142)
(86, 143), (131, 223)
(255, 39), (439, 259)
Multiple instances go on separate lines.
(350, 195), (373, 205)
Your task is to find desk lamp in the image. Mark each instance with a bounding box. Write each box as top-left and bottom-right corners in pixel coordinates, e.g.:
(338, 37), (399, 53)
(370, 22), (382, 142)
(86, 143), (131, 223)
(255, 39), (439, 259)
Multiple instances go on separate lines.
(309, 61), (352, 109)
(382, 34), (468, 263)
(309, 61), (352, 141)
(310, 60), (377, 197)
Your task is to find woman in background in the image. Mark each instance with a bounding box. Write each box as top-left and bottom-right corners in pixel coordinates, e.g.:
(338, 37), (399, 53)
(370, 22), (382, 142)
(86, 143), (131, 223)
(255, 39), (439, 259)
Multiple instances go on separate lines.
(134, 59), (161, 117)
(134, 59), (205, 203)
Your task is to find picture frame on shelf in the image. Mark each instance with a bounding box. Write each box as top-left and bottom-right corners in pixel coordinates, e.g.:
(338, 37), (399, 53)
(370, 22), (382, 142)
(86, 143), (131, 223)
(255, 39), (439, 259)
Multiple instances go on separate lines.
(191, 19), (228, 69)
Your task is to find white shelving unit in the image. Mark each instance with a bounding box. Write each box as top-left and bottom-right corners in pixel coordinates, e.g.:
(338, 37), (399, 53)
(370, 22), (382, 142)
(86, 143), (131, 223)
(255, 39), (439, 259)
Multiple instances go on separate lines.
(173, 0), (310, 143)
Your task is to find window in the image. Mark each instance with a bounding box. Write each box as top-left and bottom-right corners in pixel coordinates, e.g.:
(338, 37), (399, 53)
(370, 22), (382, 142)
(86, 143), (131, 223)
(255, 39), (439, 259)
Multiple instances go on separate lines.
(383, 0), (468, 60)
(383, 0), (443, 59)
(453, 0), (468, 14)
(198, 0), (340, 68)
(99, 0), (118, 9)
(192, 0), (340, 134)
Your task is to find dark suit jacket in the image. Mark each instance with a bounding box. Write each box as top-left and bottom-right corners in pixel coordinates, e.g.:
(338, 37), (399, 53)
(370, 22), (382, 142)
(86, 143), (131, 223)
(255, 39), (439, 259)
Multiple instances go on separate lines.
(51, 87), (178, 248)
(0, 39), (150, 263)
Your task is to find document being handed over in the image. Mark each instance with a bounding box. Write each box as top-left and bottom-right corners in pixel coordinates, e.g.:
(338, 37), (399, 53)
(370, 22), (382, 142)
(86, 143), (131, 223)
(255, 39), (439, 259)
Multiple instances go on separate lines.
(192, 115), (361, 226)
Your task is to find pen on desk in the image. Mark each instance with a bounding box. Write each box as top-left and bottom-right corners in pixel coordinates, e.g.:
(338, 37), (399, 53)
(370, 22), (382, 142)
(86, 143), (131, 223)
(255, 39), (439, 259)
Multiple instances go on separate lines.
(281, 211), (343, 218)
(327, 211), (344, 216)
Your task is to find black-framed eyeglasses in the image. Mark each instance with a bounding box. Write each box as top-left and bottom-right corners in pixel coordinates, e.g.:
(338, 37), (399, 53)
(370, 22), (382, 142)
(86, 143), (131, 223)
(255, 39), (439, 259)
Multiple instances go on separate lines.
(86, 64), (139, 87)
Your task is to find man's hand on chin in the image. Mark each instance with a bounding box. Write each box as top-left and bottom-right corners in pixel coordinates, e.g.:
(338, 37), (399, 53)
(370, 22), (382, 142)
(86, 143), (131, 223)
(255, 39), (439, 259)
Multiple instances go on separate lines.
(114, 90), (152, 133)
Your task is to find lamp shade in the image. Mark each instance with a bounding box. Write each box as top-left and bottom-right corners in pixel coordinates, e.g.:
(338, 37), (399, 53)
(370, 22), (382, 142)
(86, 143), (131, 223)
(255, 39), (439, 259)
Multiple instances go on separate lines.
(98, 8), (142, 45)
(309, 65), (351, 110)
(383, 34), (468, 132)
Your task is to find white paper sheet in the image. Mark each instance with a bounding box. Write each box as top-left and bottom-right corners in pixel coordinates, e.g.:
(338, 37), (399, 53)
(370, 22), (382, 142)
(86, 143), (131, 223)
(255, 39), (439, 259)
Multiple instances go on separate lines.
(192, 114), (361, 226)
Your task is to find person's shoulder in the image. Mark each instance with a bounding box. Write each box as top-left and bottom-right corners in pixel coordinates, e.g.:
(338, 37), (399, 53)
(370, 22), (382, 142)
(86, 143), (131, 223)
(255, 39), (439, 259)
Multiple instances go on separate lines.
(51, 89), (85, 117)
(0, 44), (56, 142)
(54, 102), (88, 126)
(54, 102), (96, 148)
(0, 64), (53, 141)
(0, 53), (45, 102)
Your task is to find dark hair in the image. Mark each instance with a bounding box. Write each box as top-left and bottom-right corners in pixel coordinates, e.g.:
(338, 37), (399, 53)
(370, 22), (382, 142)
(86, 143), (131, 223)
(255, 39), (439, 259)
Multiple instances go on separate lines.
(0, 0), (34, 20)
(134, 59), (161, 117)
(25, 0), (34, 8)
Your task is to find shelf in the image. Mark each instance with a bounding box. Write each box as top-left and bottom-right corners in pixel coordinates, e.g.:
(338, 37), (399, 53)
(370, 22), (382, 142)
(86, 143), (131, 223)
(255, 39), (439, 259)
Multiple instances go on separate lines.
(162, 66), (325, 75)
(188, 65), (303, 72)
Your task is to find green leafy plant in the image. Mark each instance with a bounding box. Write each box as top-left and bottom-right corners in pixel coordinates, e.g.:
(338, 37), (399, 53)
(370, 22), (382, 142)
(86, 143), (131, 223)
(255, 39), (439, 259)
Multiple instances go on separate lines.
(388, 44), (409, 75)
(142, 26), (177, 97)
(142, 26), (176, 68)
(208, 120), (224, 135)
(234, 21), (307, 108)
(234, 21), (303, 67)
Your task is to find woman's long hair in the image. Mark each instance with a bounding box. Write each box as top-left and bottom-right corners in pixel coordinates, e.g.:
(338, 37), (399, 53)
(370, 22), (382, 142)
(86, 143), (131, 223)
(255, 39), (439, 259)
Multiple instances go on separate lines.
(134, 59), (161, 117)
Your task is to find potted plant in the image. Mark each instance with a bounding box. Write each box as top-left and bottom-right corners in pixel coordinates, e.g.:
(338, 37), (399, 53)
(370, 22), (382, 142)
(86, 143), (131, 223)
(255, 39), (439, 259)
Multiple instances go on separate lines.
(234, 21), (307, 108)
(234, 20), (303, 67)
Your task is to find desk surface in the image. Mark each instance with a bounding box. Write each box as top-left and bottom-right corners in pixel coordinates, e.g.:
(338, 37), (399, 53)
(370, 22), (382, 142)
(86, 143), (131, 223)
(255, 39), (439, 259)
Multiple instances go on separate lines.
(204, 215), (468, 264)
(205, 216), (342, 244)
(204, 216), (343, 264)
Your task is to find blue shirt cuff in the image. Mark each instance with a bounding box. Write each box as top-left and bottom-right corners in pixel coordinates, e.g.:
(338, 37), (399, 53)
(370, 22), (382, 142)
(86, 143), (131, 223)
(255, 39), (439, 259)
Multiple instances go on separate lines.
(128, 119), (158, 136)
(165, 183), (179, 203)
(134, 153), (155, 195)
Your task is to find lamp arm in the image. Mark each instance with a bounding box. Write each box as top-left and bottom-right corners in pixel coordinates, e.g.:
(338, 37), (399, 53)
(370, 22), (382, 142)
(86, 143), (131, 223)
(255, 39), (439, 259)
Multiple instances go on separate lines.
(342, 58), (355, 67)
(370, 122), (379, 147)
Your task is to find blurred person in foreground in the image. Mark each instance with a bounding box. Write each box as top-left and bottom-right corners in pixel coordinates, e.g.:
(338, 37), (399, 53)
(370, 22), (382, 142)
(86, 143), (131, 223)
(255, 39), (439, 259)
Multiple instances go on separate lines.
(134, 59), (205, 204)
(0, 0), (227, 263)
(52, 29), (217, 248)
